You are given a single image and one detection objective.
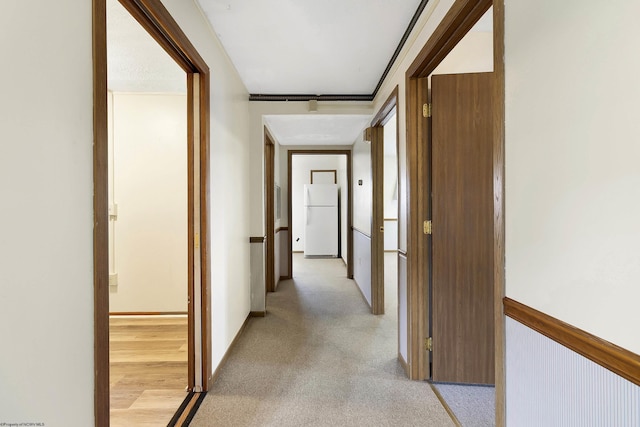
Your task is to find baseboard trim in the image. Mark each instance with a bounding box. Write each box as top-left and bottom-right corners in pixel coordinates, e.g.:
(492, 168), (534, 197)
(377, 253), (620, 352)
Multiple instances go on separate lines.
(250, 311), (266, 317)
(109, 311), (188, 316)
(384, 249), (398, 253)
(280, 275), (291, 281)
(292, 250), (304, 253)
(208, 313), (253, 385)
(504, 297), (640, 386)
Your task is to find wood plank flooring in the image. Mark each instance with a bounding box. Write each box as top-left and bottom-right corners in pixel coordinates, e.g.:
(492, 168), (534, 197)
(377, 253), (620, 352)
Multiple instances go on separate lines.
(110, 316), (188, 426)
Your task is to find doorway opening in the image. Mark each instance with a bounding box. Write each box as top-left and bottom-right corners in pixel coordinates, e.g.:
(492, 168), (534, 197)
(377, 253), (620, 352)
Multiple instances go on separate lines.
(93, 0), (211, 425)
(288, 152), (351, 278)
(264, 128), (276, 293)
(369, 89), (405, 375)
(106, 0), (189, 423)
(369, 87), (400, 314)
(404, 0), (504, 424)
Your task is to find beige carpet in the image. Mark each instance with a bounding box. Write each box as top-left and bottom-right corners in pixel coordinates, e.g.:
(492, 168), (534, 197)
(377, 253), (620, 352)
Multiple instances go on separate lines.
(190, 254), (454, 426)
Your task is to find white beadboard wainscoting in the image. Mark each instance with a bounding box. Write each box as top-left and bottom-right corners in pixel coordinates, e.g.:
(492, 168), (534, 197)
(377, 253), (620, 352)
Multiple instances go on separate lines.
(506, 317), (640, 426)
(278, 229), (289, 280)
(353, 228), (372, 307)
(274, 229), (282, 287)
(249, 238), (266, 312)
(398, 252), (408, 364)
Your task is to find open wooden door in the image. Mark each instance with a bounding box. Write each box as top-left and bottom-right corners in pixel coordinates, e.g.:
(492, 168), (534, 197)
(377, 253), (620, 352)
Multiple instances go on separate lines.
(265, 127), (275, 293)
(431, 72), (495, 384)
(369, 126), (385, 315)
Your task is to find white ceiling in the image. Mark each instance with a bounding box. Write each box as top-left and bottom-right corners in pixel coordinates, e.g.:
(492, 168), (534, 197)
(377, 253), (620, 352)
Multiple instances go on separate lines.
(264, 115), (372, 146)
(107, 0), (185, 93)
(196, 0), (423, 95)
(106, 1), (492, 147)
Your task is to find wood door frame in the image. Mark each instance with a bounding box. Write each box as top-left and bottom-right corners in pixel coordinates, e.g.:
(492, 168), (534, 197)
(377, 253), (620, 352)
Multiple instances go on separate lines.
(370, 87), (399, 316)
(404, 0), (504, 423)
(264, 127), (276, 292)
(287, 150), (353, 279)
(93, 0), (211, 424)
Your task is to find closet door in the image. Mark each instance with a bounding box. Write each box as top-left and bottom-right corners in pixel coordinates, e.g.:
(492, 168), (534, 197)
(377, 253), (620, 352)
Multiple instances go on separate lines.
(431, 72), (495, 384)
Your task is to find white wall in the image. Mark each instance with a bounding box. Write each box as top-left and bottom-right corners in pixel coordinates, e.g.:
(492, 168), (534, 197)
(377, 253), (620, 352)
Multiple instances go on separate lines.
(351, 133), (373, 301)
(160, 0), (253, 372)
(0, 1), (94, 424)
(109, 92), (188, 313)
(352, 134), (372, 234)
(353, 231), (373, 307)
(505, 0), (640, 355)
(383, 112), (398, 220)
(432, 30), (493, 75)
(383, 110), (398, 251)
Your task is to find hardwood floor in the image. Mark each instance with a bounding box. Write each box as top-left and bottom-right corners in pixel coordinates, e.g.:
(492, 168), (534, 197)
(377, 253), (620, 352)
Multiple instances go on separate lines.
(110, 316), (188, 426)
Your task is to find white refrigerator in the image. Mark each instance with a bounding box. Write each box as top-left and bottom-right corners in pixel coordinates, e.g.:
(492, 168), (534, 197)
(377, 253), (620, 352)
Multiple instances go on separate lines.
(304, 184), (338, 257)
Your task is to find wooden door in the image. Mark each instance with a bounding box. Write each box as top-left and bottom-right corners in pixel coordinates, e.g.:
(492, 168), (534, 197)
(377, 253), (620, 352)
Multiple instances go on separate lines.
(370, 126), (385, 315)
(431, 72), (494, 384)
(264, 129), (275, 292)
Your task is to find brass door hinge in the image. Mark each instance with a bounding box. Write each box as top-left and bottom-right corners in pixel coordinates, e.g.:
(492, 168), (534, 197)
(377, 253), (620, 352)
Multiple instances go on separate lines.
(423, 220), (432, 235)
(425, 337), (433, 352)
(422, 103), (432, 118)
(363, 127), (373, 143)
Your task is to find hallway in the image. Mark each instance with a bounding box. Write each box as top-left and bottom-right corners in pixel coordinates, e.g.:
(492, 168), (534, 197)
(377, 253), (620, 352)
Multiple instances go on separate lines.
(190, 255), (453, 426)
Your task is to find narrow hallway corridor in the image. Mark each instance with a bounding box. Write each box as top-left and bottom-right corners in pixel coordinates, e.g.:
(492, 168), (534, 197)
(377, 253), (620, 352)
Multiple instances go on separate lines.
(190, 255), (453, 426)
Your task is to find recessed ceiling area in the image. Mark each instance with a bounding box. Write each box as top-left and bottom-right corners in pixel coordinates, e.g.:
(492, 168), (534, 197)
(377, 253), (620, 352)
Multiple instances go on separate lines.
(265, 115), (372, 146)
(196, 0), (423, 95)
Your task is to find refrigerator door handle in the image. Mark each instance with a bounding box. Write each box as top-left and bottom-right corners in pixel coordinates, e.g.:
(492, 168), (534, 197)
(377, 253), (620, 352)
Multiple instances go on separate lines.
(306, 206), (310, 225)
